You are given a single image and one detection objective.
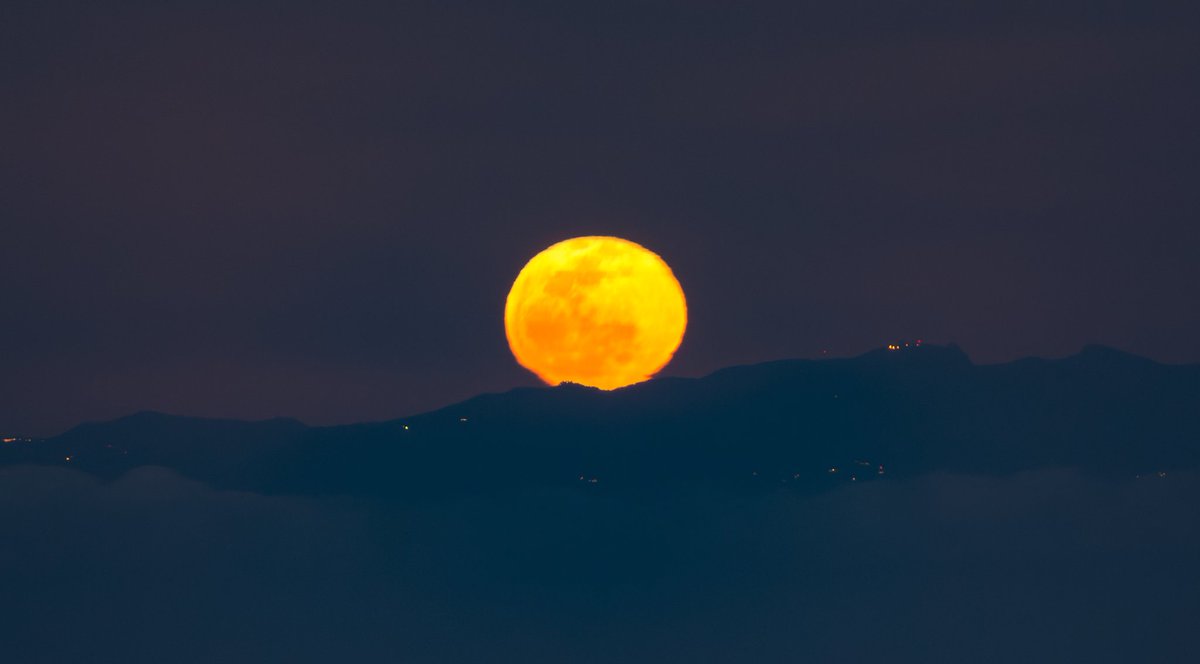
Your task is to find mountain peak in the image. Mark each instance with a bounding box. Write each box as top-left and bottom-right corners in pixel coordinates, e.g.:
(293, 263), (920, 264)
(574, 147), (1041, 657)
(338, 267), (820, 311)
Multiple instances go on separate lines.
(1069, 344), (1157, 367)
(858, 341), (972, 367)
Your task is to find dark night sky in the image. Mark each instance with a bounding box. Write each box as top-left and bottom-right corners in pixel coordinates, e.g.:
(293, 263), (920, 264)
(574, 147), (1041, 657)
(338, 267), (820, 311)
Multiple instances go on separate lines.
(3, 1), (1198, 436)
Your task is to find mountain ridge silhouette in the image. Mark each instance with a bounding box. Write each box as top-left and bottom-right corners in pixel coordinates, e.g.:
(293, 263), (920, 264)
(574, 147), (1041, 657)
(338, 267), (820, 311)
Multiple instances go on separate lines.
(4, 344), (1197, 496)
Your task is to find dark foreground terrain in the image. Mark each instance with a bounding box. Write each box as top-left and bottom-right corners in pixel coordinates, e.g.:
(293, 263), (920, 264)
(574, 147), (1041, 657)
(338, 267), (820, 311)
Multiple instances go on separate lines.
(3, 344), (1198, 662)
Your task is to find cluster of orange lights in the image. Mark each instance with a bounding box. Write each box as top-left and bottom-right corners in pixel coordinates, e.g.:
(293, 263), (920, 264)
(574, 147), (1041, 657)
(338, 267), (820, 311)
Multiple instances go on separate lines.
(887, 339), (924, 351)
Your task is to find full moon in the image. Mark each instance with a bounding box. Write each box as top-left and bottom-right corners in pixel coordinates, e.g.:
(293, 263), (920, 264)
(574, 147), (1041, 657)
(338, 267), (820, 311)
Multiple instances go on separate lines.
(505, 236), (687, 390)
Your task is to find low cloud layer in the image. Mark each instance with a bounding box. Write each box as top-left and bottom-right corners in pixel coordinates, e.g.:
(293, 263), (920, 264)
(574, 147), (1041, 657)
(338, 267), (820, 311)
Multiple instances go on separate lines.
(3, 466), (1197, 662)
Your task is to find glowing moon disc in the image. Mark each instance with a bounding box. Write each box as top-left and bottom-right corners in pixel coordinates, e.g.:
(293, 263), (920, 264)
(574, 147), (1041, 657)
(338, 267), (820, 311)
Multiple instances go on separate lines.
(505, 236), (687, 390)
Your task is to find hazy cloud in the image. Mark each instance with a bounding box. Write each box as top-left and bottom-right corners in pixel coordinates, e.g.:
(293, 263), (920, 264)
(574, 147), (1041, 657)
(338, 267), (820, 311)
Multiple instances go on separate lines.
(2, 466), (1197, 662)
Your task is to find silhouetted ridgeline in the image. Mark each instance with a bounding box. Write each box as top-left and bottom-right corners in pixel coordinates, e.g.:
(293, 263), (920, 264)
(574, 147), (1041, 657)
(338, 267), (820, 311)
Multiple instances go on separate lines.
(4, 344), (1198, 496)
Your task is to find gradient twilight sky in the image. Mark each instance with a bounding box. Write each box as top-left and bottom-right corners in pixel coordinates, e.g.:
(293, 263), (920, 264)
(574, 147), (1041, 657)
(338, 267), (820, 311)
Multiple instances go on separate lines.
(3, 1), (1198, 435)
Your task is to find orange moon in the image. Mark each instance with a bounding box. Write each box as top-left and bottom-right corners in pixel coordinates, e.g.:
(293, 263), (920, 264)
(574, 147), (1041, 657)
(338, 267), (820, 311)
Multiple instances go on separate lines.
(505, 236), (687, 390)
